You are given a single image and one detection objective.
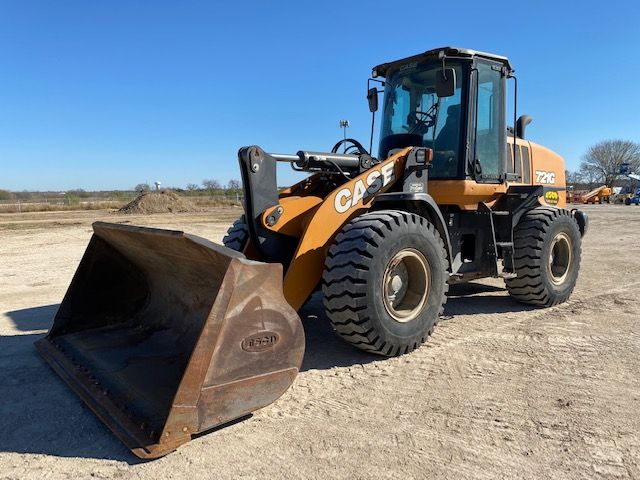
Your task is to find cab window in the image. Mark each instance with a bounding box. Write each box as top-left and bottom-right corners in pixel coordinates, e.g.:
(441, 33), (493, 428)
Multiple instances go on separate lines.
(474, 62), (503, 179)
(378, 61), (465, 179)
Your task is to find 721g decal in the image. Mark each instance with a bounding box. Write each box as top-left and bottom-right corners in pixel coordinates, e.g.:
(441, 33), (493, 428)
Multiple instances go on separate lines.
(535, 170), (556, 184)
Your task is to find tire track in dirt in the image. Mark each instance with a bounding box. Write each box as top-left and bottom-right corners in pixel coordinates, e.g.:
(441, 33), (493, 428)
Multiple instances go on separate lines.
(260, 279), (640, 478)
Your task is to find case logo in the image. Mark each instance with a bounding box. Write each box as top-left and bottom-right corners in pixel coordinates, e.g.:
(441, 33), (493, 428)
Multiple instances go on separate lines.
(334, 163), (395, 213)
(241, 331), (280, 352)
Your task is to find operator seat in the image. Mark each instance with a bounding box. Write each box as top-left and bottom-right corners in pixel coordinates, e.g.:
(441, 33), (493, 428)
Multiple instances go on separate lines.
(431, 104), (460, 176)
(435, 104), (460, 153)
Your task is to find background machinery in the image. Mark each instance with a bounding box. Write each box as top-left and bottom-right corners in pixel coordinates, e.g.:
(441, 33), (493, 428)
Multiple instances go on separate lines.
(623, 173), (640, 205)
(582, 185), (612, 204)
(37, 47), (587, 458)
(624, 188), (640, 205)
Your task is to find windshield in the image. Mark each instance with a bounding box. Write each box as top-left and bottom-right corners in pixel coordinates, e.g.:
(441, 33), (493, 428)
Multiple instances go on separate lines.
(379, 61), (464, 178)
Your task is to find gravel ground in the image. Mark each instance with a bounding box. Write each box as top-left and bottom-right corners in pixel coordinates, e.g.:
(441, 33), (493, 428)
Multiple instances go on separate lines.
(1, 204), (639, 479)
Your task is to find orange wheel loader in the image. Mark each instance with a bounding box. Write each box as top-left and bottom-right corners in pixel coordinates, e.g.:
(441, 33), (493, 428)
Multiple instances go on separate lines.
(36, 47), (588, 458)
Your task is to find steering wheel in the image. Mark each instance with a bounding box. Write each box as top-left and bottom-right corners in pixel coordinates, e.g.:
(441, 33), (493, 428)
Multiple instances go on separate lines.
(331, 138), (369, 155)
(407, 110), (435, 126)
(407, 103), (439, 135)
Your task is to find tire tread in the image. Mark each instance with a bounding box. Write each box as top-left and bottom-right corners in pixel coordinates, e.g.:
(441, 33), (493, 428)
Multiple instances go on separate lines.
(506, 207), (581, 307)
(322, 210), (448, 356)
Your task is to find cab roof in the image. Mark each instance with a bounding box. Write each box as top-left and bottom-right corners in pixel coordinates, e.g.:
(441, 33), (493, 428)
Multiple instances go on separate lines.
(372, 46), (513, 78)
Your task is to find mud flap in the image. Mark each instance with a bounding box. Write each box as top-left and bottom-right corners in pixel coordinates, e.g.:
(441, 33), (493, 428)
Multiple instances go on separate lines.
(35, 222), (305, 459)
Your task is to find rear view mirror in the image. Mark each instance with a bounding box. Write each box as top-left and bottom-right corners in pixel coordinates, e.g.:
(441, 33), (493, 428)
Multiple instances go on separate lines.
(436, 68), (456, 97)
(367, 87), (378, 113)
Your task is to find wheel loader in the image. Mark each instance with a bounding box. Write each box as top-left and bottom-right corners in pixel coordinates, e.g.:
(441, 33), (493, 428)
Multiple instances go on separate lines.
(36, 47), (588, 458)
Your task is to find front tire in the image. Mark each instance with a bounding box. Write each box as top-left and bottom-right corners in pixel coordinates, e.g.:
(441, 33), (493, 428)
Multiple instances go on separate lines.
(506, 207), (581, 306)
(222, 216), (248, 251)
(322, 210), (448, 356)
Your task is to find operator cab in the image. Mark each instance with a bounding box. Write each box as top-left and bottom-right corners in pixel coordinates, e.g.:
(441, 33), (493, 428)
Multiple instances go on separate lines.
(372, 47), (513, 183)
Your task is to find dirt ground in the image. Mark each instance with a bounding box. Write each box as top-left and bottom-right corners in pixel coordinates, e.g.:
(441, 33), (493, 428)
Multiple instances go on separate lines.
(1, 204), (639, 479)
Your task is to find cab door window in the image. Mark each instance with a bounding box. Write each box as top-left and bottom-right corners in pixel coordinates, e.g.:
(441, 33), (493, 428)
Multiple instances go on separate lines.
(474, 62), (503, 179)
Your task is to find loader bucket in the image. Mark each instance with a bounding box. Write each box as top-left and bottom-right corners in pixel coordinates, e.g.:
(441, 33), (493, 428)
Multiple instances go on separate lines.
(35, 222), (305, 459)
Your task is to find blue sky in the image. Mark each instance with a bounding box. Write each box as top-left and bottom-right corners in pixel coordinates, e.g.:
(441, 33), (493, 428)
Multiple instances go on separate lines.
(1, 0), (639, 191)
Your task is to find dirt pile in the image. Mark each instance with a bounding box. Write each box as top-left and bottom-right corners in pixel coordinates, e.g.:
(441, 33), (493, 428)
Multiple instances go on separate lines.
(118, 190), (200, 214)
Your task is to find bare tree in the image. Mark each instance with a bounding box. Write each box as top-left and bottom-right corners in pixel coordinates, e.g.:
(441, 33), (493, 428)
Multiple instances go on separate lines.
(566, 170), (576, 187)
(202, 179), (221, 192)
(134, 183), (150, 192)
(566, 170), (585, 185)
(226, 179), (241, 191)
(580, 140), (640, 188)
(186, 183), (199, 191)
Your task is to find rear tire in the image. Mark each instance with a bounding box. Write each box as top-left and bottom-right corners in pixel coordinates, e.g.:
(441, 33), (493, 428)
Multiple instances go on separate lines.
(222, 216), (248, 252)
(322, 210), (448, 356)
(506, 207), (581, 307)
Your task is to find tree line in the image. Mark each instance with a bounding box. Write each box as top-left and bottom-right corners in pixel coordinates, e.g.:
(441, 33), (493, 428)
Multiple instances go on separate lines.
(568, 139), (640, 189)
(3, 140), (638, 200)
(133, 179), (242, 193)
(0, 180), (244, 202)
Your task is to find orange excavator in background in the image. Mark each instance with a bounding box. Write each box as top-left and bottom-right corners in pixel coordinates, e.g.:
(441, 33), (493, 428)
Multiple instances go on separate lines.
(36, 47), (588, 458)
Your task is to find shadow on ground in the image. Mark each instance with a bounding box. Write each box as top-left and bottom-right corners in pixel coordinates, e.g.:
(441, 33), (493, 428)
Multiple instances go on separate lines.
(445, 282), (537, 315)
(1, 305), (135, 462)
(6, 304), (59, 331)
(298, 294), (382, 372)
(0, 282), (534, 461)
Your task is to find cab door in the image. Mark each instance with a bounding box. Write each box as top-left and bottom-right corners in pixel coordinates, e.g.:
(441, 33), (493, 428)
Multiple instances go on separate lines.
(470, 60), (506, 183)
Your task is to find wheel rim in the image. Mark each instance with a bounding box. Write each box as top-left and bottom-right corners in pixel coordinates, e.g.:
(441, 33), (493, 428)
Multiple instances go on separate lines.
(382, 248), (430, 323)
(549, 232), (572, 285)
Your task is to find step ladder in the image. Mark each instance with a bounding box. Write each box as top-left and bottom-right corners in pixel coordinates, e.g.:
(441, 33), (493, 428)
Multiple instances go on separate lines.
(489, 211), (517, 280)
